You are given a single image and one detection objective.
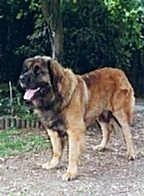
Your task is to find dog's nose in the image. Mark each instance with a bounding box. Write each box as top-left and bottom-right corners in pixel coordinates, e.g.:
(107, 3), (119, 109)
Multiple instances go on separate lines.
(19, 74), (32, 88)
(19, 75), (28, 88)
(19, 75), (25, 83)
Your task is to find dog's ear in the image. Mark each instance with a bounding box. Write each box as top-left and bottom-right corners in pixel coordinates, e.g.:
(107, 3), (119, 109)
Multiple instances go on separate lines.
(23, 58), (33, 67)
(22, 58), (33, 72)
(22, 58), (33, 73)
(45, 58), (64, 94)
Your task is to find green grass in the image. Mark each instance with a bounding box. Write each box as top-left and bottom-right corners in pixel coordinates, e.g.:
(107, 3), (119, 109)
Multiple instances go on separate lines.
(0, 128), (50, 157)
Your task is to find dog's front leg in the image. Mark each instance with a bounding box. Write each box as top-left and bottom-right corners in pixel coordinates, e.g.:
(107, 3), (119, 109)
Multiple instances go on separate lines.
(63, 127), (85, 181)
(42, 129), (62, 170)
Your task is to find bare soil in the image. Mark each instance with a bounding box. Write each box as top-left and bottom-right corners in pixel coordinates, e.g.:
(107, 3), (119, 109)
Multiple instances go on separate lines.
(0, 103), (144, 196)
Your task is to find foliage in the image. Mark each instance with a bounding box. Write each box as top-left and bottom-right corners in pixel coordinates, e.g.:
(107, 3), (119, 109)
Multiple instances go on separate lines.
(0, 83), (36, 120)
(0, 0), (34, 81)
(15, 2), (51, 57)
(62, 0), (144, 74)
(0, 0), (144, 95)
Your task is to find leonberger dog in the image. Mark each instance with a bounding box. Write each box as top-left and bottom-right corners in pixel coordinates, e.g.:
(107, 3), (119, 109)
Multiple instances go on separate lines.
(19, 56), (135, 180)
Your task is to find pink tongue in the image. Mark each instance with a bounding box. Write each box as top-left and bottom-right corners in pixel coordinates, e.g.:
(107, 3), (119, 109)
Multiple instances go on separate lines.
(24, 88), (40, 101)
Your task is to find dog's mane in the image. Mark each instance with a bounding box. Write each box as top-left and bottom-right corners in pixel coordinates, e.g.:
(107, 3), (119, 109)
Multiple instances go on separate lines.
(60, 68), (78, 110)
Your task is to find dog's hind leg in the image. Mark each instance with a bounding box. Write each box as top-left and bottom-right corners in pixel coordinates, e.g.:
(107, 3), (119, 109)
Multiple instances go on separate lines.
(114, 110), (135, 160)
(42, 129), (63, 170)
(95, 121), (111, 151)
(95, 110), (114, 151)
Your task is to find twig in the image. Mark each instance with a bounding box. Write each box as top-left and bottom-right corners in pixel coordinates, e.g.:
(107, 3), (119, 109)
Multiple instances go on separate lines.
(9, 81), (13, 115)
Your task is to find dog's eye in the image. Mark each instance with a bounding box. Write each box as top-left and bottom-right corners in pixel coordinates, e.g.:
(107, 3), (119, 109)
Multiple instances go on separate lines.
(33, 65), (40, 75)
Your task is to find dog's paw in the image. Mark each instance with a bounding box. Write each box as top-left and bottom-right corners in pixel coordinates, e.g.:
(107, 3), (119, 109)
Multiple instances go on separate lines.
(62, 171), (77, 181)
(41, 157), (60, 170)
(41, 162), (57, 170)
(127, 152), (136, 161)
(94, 145), (105, 151)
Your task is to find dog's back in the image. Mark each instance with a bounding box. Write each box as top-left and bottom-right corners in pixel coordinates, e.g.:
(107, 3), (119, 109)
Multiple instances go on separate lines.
(81, 67), (135, 160)
(82, 67), (135, 125)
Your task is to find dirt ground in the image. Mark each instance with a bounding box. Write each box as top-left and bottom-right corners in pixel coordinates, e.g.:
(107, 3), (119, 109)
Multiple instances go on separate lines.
(0, 102), (144, 196)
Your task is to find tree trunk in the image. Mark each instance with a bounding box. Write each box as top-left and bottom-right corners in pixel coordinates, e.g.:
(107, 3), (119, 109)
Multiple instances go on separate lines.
(40, 0), (63, 62)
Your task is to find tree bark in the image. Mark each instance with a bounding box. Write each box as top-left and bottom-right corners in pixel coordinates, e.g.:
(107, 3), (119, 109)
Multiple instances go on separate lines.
(40, 0), (63, 62)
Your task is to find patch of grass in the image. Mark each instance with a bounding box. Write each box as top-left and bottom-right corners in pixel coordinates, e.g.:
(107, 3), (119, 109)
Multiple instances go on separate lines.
(0, 128), (50, 157)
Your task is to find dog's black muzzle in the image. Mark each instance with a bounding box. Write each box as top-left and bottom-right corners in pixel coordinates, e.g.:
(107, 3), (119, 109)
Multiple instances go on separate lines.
(19, 72), (36, 89)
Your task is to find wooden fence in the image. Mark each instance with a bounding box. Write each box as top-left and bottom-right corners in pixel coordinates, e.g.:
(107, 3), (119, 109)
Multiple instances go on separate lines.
(0, 117), (41, 130)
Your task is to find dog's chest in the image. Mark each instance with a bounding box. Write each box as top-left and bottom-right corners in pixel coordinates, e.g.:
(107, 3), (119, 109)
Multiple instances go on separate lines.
(35, 109), (67, 136)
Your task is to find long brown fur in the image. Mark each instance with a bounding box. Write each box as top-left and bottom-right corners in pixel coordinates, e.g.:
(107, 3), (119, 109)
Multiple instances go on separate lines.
(20, 56), (135, 181)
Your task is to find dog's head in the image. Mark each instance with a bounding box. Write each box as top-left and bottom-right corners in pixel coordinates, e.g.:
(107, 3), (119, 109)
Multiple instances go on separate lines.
(19, 56), (64, 105)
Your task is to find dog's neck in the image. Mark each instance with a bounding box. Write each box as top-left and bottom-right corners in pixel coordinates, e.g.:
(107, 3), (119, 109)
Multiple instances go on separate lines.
(59, 69), (78, 110)
(34, 106), (67, 135)
(32, 96), (60, 111)
(30, 68), (78, 132)
(32, 95), (67, 133)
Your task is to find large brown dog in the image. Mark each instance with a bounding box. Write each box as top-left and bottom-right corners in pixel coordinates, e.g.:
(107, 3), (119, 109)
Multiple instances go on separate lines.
(19, 56), (135, 180)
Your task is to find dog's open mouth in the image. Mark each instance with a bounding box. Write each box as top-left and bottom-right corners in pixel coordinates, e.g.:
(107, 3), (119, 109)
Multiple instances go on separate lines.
(24, 88), (40, 101)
